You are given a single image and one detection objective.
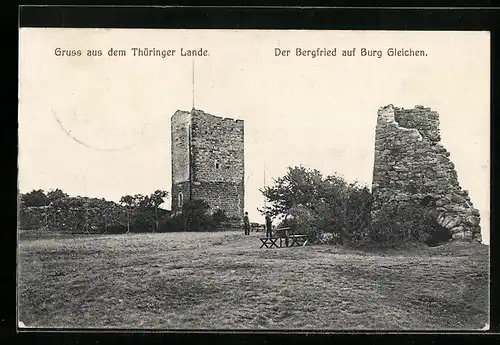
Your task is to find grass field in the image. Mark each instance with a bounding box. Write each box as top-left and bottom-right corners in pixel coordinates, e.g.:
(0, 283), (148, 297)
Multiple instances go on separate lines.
(18, 230), (489, 330)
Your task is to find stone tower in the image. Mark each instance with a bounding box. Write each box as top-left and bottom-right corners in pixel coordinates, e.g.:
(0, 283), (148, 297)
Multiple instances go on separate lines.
(371, 104), (481, 242)
(171, 108), (245, 221)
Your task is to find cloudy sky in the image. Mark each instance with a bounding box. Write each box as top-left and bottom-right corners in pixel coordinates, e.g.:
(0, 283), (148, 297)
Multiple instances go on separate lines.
(19, 29), (490, 244)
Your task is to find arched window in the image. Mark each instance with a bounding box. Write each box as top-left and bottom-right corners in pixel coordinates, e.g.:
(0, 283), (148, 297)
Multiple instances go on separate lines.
(178, 192), (183, 208)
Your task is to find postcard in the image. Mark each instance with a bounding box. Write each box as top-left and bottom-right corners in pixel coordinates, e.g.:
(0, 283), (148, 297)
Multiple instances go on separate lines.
(18, 28), (490, 330)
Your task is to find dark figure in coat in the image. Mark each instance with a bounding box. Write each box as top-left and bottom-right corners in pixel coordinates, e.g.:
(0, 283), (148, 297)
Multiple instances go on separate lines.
(243, 212), (251, 235)
(265, 213), (273, 238)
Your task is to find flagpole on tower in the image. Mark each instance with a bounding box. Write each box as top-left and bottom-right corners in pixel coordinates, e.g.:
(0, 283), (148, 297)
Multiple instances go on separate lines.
(264, 162), (267, 211)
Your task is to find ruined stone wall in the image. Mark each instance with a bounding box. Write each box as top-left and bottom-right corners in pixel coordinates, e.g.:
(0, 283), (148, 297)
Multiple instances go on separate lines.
(371, 105), (481, 242)
(171, 110), (192, 214)
(190, 110), (244, 220)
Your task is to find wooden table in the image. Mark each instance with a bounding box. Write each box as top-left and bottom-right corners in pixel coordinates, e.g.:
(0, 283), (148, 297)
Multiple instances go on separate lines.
(259, 237), (280, 248)
(274, 227), (291, 247)
(288, 234), (309, 247)
(259, 230), (309, 249)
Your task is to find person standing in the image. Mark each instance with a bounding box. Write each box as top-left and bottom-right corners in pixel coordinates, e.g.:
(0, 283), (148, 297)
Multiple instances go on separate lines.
(265, 212), (273, 238)
(243, 212), (251, 235)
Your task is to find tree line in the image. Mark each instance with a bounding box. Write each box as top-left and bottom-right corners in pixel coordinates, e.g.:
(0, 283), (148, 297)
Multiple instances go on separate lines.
(19, 189), (230, 234)
(19, 165), (450, 245)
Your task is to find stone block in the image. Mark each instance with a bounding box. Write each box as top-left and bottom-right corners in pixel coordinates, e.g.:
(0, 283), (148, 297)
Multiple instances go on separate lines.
(450, 225), (465, 236)
(451, 231), (471, 240)
(451, 205), (468, 213)
(435, 199), (447, 207)
(435, 207), (447, 214)
(473, 233), (482, 242)
(437, 214), (461, 229)
(451, 194), (466, 203)
(424, 180), (438, 187)
(465, 215), (481, 226)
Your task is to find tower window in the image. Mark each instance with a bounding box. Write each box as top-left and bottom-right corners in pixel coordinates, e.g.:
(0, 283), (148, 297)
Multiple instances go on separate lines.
(178, 192), (183, 208)
(215, 160), (220, 169)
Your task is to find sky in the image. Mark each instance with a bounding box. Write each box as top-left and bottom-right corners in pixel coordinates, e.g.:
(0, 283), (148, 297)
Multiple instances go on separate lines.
(18, 29), (490, 244)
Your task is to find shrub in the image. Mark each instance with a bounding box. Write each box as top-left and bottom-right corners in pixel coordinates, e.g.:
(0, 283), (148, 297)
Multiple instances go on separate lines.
(261, 166), (373, 245)
(201, 214), (218, 231)
(260, 165), (454, 248)
(288, 205), (322, 242)
(20, 190), (50, 207)
(369, 201), (451, 247)
(158, 214), (186, 232)
(318, 232), (341, 245)
(157, 205), (231, 233)
(104, 224), (128, 234)
(212, 209), (229, 227)
(313, 183), (372, 245)
(181, 199), (210, 231)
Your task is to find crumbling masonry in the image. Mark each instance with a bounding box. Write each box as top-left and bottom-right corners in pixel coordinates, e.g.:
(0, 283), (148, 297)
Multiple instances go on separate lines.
(171, 108), (245, 221)
(371, 104), (481, 242)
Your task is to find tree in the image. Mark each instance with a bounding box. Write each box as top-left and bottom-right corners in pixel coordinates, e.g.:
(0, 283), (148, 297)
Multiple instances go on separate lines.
(260, 166), (325, 220)
(182, 199), (210, 231)
(21, 189), (49, 207)
(104, 201), (127, 234)
(135, 194), (148, 208)
(47, 189), (69, 205)
(261, 165), (372, 245)
(135, 194), (154, 232)
(119, 195), (135, 234)
(149, 190), (168, 233)
(119, 193), (169, 233)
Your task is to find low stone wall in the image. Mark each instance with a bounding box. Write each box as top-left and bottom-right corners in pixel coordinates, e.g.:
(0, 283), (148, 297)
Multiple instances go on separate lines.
(18, 204), (127, 234)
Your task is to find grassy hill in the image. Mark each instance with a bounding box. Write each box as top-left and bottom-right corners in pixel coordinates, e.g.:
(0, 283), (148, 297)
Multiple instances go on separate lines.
(18, 231), (489, 330)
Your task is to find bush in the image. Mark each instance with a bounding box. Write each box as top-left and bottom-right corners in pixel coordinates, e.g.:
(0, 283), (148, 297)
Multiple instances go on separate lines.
(104, 224), (128, 234)
(180, 199), (209, 231)
(313, 183), (372, 245)
(285, 205), (322, 242)
(261, 166), (373, 245)
(318, 232), (341, 245)
(156, 205), (231, 233)
(212, 209), (229, 226)
(158, 214), (186, 232)
(201, 214), (218, 231)
(370, 201), (451, 247)
(260, 165), (454, 248)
